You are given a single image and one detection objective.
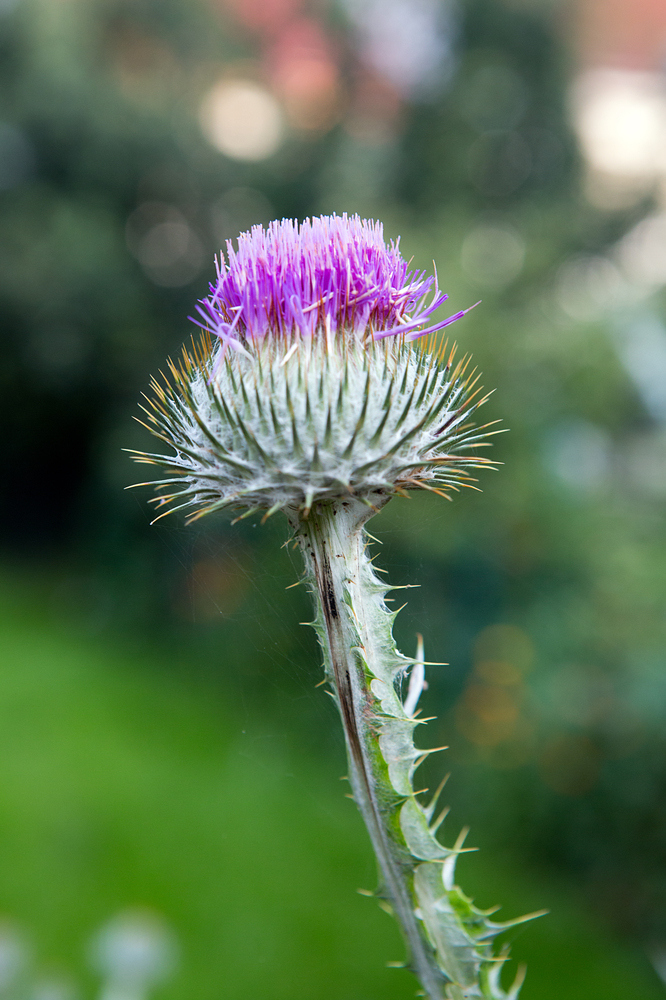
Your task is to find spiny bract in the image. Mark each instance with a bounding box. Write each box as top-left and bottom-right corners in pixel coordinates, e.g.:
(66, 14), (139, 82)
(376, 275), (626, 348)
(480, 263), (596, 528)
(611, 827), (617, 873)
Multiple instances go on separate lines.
(129, 214), (496, 520)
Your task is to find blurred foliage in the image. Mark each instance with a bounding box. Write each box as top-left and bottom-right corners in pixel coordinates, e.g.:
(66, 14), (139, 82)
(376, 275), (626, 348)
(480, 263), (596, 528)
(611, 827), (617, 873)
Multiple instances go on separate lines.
(0, 573), (664, 999)
(0, 0), (665, 993)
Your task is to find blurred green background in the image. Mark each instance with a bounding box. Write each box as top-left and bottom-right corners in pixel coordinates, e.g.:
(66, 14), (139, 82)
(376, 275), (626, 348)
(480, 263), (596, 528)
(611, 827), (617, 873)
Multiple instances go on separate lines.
(1, 0), (666, 996)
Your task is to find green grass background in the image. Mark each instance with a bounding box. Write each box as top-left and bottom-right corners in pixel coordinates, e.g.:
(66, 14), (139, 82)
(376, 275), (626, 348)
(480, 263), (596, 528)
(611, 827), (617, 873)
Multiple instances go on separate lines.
(0, 573), (662, 1000)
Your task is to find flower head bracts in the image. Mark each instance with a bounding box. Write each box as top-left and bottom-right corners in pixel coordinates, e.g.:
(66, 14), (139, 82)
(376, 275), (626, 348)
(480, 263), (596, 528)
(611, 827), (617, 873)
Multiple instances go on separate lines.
(130, 334), (498, 523)
(192, 214), (474, 350)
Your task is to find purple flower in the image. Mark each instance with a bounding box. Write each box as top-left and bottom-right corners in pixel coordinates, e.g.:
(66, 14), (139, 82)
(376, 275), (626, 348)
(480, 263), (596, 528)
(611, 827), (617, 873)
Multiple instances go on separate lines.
(191, 213), (474, 351)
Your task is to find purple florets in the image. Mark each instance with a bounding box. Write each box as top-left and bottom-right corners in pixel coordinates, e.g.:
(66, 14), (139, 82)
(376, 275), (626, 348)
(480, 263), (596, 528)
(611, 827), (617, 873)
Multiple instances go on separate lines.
(191, 214), (473, 350)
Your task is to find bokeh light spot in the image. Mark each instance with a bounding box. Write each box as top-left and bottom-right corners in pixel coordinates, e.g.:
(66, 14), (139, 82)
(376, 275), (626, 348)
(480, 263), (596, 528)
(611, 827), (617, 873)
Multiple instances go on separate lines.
(88, 910), (178, 993)
(126, 202), (203, 287)
(617, 212), (666, 288)
(0, 923), (28, 991)
(342, 0), (455, 97)
(571, 69), (666, 207)
(267, 19), (341, 132)
(199, 79), (284, 161)
(554, 254), (628, 322)
(572, 70), (666, 179)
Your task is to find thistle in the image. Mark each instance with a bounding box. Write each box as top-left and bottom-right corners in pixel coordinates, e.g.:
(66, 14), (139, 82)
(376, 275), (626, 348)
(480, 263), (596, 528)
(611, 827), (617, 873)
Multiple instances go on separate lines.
(129, 214), (541, 1000)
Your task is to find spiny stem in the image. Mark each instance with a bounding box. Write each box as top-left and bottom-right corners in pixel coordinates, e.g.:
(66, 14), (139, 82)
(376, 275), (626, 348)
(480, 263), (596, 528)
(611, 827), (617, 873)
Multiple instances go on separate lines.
(292, 497), (446, 1000)
(289, 497), (539, 1000)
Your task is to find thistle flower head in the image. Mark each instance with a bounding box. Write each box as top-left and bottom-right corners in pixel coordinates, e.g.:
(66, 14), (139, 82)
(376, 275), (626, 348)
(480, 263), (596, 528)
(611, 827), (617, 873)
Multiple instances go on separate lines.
(130, 214), (497, 522)
(193, 214), (472, 349)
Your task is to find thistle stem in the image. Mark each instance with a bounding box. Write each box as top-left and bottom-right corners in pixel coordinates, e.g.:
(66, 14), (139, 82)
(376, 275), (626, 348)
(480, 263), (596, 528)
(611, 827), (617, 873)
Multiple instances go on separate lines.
(292, 497), (447, 1000)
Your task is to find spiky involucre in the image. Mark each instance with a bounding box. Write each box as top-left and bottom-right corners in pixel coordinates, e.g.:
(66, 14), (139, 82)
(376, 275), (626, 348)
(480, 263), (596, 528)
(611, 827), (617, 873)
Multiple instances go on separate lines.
(130, 332), (496, 523)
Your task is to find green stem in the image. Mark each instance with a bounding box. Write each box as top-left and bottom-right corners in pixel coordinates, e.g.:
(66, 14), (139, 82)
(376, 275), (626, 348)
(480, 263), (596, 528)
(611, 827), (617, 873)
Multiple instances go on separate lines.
(290, 497), (537, 1000)
(293, 497), (446, 1000)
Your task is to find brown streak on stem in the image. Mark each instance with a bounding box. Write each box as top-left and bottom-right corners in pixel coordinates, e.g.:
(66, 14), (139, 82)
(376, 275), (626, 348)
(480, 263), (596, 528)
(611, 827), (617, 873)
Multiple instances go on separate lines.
(312, 541), (365, 776)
